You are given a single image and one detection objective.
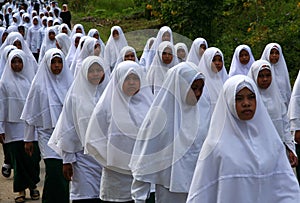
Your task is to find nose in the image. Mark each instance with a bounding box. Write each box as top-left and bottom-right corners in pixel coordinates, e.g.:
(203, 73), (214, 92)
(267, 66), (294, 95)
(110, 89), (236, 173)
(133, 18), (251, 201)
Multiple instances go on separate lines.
(242, 98), (251, 107)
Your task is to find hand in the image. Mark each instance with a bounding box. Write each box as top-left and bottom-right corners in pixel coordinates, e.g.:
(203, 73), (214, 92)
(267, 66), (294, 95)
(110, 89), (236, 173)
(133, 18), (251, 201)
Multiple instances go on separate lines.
(63, 163), (73, 181)
(0, 133), (5, 144)
(295, 130), (300, 144)
(287, 148), (298, 168)
(24, 142), (34, 156)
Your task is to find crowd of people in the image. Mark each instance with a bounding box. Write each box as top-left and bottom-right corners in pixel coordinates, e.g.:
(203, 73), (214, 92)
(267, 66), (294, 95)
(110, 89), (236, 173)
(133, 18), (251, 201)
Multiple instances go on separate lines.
(0, 0), (300, 203)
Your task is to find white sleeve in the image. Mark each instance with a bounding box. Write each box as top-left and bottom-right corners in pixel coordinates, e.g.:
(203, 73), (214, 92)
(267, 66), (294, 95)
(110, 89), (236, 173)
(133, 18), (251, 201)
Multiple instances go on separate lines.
(131, 178), (151, 203)
(24, 122), (36, 142)
(61, 151), (77, 164)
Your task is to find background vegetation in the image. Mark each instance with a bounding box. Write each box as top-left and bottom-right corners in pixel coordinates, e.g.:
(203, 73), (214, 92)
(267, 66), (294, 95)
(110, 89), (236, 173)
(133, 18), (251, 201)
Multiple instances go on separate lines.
(59, 0), (300, 84)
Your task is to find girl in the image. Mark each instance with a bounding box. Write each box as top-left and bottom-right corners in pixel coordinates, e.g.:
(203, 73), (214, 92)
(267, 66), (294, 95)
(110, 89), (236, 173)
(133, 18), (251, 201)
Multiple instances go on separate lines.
(26, 16), (41, 62)
(0, 49), (40, 203)
(113, 46), (139, 72)
(21, 48), (73, 203)
(261, 43), (291, 109)
(55, 33), (71, 58)
(85, 61), (153, 202)
(248, 59), (297, 167)
(130, 62), (209, 203)
(65, 33), (83, 68)
(146, 41), (178, 95)
(49, 56), (110, 202)
(139, 37), (155, 70)
(39, 26), (57, 63)
(228, 44), (255, 77)
(186, 75), (300, 202)
(197, 47), (228, 111)
(104, 25), (128, 72)
(87, 28), (105, 58)
(186, 37), (208, 66)
(174, 42), (189, 62)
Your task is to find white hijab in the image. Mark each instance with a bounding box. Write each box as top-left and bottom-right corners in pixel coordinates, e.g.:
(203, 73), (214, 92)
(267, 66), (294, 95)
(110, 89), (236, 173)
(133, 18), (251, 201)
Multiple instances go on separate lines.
(260, 43), (291, 108)
(20, 48), (74, 129)
(174, 42), (189, 62)
(48, 56), (110, 155)
(139, 37), (156, 69)
(65, 33), (83, 68)
(130, 62), (207, 193)
(146, 26), (173, 70)
(248, 59), (295, 154)
(70, 23), (85, 39)
(197, 47), (228, 110)
(0, 45), (17, 77)
(104, 25), (128, 70)
(229, 44), (255, 77)
(72, 37), (99, 77)
(113, 45), (139, 72)
(0, 49), (35, 122)
(146, 41), (178, 95)
(87, 28), (105, 58)
(39, 26), (57, 63)
(0, 32), (38, 72)
(187, 75), (300, 203)
(289, 70), (300, 132)
(55, 33), (71, 58)
(85, 61), (153, 174)
(186, 37), (208, 66)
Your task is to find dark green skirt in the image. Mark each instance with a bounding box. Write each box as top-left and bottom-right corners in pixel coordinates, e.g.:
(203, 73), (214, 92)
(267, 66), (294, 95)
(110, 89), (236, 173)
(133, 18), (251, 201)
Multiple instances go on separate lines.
(6, 141), (41, 192)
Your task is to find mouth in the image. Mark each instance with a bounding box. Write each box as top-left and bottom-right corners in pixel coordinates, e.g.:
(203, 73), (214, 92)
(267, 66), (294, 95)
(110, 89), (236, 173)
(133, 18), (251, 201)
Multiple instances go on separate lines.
(242, 109), (253, 115)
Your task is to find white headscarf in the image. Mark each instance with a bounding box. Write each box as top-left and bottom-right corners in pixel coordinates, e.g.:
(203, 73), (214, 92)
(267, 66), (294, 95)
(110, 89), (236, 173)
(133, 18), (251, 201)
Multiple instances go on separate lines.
(0, 49), (35, 122)
(113, 45), (139, 72)
(0, 27), (6, 47)
(20, 48), (74, 129)
(248, 59), (295, 154)
(0, 32), (38, 73)
(39, 26), (57, 63)
(146, 41), (178, 95)
(58, 23), (71, 36)
(48, 56), (110, 155)
(87, 28), (105, 58)
(65, 33), (83, 68)
(229, 44), (255, 77)
(289, 70), (300, 132)
(140, 37), (156, 69)
(146, 26), (173, 70)
(260, 43), (291, 108)
(55, 33), (71, 58)
(72, 37), (99, 77)
(186, 37), (208, 66)
(130, 62), (207, 193)
(104, 25), (128, 70)
(0, 45), (17, 77)
(174, 42), (189, 62)
(70, 23), (86, 39)
(69, 35), (88, 74)
(197, 47), (228, 110)
(187, 75), (300, 203)
(85, 61), (153, 174)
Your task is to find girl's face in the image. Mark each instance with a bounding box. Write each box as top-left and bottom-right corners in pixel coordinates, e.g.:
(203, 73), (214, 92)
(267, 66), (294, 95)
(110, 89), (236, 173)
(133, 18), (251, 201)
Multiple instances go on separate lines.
(122, 73), (140, 96)
(62, 27), (68, 34)
(239, 49), (250, 65)
(162, 31), (170, 41)
(48, 21), (53, 27)
(177, 48), (186, 60)
(94, 43), (101, 56)
(112, 30), (119, 39)
(76, 27), (82, 33)
(212, 55), (223, 72)
(235, 87), (256, 120)
(50, 56), (63, 75)
(87, 63), (105, 85)
(93, 32), (99, 39)
(257, 68), (272, 89)
(42, 19), (47, 26)
(74, 37), (81, 48)
(269, 48), (280, 64)
(11, 56), (23, 72)
(33, 18), (38, 25)
(186, 79), (204, 105)
(13, 17), (17, 23)
(162, 47), (173, 65)
(13, 40), (22, 49)
(124, 51), (135, 61)
(199, 44), (206, 57)
(2, 32), (8, 43)
(48, 31), (56, 41)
